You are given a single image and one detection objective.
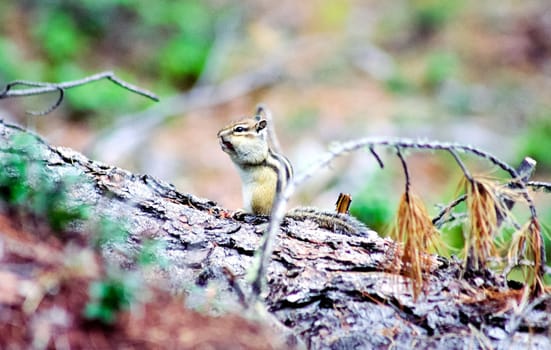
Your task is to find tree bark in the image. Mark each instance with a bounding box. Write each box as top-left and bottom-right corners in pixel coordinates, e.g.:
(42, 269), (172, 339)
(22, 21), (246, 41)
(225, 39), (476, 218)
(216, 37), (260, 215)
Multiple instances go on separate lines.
(1, 119), (549, 350)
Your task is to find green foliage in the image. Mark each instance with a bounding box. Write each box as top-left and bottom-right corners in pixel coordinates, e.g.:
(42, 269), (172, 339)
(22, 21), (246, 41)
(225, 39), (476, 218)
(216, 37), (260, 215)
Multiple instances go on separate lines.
(385, 70), (414, 95)
(33, 10), (86, 63)
(159, 35), (211, 83)
(155, 1), (215, 84)
(0, 133), (90, 233)
(40, 178), (90, 232)
(517, 109), (551, 170)
(1, 0), (219, 119)
(350, 173), (394, 233)
(84, 270), (140, 324)
(412, 0), (463, 33)
(0, 136), (32, 205)
(440, 224), (465, 256)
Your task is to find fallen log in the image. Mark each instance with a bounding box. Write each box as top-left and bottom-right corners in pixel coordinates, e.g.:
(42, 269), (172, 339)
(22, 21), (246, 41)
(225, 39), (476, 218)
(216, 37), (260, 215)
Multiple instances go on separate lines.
(0, 119), (549, 349)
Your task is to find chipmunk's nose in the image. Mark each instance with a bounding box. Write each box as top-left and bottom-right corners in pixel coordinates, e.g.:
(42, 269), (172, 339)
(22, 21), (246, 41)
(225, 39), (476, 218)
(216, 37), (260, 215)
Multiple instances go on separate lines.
(219, 135), (234, 152)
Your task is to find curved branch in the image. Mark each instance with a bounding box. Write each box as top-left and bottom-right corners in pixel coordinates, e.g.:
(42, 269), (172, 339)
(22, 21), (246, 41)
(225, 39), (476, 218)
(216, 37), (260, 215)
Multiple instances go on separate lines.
(395, 147), (410, 200)
(448, 149), (472, 182)
(0, 71), (159, 115)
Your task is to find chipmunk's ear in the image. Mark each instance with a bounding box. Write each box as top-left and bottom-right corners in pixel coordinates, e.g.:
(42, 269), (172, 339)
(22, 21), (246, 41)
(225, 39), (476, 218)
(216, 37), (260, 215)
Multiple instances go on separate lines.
(255, 104), (266, 120)
(256, 119), (267, 132)
(254, 113), (262, 121)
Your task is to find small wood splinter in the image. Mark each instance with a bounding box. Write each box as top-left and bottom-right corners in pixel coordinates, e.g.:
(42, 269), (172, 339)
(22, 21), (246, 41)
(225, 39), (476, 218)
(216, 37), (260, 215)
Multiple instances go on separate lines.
(335, 193), (352, 214)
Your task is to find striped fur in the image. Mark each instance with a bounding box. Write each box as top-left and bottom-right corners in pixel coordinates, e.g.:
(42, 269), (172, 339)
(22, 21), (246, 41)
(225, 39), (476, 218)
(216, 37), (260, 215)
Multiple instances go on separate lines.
(266, 149), (293, 195)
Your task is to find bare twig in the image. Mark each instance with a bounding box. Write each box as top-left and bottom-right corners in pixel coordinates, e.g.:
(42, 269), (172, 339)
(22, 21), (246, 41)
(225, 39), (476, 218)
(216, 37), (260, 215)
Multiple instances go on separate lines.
(0, 81), (65, 116)
(527, 181), (551, 193)
(1, 71), (158, 101)
(0, 71), (159, 115)
(369, 146), (384, 169)
(396, 147), (410, 201)
(448, 149), (472, 182)
(335, 193), (352, 214)
(252, 136), (547, 299)
(497, 157), (536, 226)
(432, 194), (467, 227)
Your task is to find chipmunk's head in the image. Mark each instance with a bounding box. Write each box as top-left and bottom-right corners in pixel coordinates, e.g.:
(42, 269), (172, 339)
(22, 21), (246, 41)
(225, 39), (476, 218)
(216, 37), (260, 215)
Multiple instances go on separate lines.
(217, 115), (269, 166)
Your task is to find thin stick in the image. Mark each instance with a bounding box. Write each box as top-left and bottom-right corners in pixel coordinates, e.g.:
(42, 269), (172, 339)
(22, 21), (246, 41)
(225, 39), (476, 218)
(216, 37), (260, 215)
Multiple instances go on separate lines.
(1, 71), (159, 115)
(1, 71), (158, 101)
(526, 181), (551, 193)
(369, 146), (384, 169)
(448, 149), (472, 182)
(396, 147), (410, 201)
(432, 194), (467, 227)
(1, 81), (66, 116)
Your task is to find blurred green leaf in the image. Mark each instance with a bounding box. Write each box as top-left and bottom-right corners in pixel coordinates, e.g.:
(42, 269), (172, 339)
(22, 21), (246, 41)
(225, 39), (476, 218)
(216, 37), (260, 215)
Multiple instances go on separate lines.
(385, 71), (414, 94)
(413, 0), (463, 33)
(84, 302), (115, 324)
(0, 133), (90, 233)
(173, 1), (212, 36)
(350, 173), (394, 233)
(424, 52), (459, 88)
(517, 110), (551, 170)
(159, 36), (211, 82)
(85, 271), (138, 324)
(33, 11), (86, 63)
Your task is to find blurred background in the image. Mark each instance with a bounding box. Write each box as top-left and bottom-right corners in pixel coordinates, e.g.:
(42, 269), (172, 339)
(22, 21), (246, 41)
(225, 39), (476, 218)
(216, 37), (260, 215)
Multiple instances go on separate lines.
(0, 0), (550, 258)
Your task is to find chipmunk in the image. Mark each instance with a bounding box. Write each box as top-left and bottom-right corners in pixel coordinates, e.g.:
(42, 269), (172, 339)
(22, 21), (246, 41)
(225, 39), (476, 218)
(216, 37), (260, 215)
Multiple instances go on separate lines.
(217, 109), (374, 237)
(217, 113), (292, 216)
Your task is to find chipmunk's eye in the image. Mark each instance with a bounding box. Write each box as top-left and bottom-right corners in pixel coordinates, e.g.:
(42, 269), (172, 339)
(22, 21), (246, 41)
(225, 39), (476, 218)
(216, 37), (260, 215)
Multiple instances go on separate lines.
(234, 126), (246, 133)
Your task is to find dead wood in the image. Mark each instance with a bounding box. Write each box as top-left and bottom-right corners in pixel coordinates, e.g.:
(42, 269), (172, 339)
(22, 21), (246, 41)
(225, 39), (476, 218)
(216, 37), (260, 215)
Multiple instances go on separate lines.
(0, 119), (549, 350)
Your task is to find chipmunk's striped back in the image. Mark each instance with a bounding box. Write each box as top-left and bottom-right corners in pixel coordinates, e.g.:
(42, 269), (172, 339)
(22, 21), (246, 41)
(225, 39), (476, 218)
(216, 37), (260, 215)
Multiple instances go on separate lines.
(265, 148), (293, 196)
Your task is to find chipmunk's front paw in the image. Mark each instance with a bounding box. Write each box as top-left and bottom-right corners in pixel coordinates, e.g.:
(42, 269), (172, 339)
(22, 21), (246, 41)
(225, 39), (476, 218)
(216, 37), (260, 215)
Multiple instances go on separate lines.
(232, 210), (269, 225)
(231, 209), (248, 220)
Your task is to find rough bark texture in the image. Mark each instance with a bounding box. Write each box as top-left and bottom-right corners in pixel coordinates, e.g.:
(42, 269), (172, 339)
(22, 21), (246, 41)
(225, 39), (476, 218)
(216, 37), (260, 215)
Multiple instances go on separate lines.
(1, 120), (549, 349)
